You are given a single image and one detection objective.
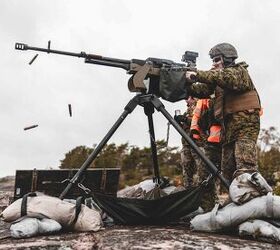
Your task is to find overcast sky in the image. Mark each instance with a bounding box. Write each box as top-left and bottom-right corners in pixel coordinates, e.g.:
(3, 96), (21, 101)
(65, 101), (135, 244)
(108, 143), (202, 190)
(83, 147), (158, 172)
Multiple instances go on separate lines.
(0, 0), (279, 177)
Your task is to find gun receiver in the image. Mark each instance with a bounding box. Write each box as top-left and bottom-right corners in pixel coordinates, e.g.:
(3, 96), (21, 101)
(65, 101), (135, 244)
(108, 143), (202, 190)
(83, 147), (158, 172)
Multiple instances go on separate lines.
(15, 42), (198, 97)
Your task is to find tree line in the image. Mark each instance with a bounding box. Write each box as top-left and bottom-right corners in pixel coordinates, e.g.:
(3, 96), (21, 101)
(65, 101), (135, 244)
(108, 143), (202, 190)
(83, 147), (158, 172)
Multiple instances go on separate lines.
(59, 140), (181, 189)
(58, 127), (280, 192)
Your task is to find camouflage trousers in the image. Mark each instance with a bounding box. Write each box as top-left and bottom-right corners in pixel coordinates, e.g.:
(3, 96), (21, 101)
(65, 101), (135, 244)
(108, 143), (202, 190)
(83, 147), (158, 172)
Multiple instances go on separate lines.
(181, 141), (222, 212)
(180, 144), (202, 188)
(221, 137), (258, 183)
(198, 143), (222, 212)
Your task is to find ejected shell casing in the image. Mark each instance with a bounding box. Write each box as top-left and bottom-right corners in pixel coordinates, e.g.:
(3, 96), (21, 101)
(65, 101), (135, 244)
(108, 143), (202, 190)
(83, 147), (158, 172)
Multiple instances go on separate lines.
(68, 104), (72, 117)
(24, 124), (38, 130)
(29, 54), (38, 65)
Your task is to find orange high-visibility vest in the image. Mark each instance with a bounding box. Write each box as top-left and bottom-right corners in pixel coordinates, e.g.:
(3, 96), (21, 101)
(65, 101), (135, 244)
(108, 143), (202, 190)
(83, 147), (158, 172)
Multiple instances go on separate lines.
(207, 125), (221, 143)
(190, 99), (209, 137)
(190, 99), (222, 143)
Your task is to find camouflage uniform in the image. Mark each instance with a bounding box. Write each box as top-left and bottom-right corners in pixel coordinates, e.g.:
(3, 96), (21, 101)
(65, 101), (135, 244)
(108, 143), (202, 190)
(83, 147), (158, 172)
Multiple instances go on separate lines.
(197, 143), (221, 211)
(180, 99), (203, 188)
(188, 62), (260, 184)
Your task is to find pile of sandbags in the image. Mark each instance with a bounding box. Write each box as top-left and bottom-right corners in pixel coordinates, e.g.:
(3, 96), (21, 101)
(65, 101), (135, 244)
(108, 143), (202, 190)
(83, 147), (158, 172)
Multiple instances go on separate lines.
(190, 193), (278, 231)
(190, 172), (280, 243)
(0, 193), (103, 238)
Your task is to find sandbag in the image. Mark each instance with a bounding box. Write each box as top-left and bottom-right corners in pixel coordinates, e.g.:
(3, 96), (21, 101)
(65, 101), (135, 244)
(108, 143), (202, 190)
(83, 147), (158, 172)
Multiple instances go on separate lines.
(1, 195), (102, 232)
(239, 219), (280, 243)
(117, 179), (182, 199)
(117, 179), (173, 199)
(10, 217), (62, 238)
(190, 193), (278, 232)
(229, 172), (272, 204)
(117, 179), (157, 199)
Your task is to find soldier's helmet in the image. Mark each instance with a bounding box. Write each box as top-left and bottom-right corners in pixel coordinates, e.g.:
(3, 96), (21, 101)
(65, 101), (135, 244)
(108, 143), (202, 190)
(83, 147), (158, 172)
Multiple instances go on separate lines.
(209, 43), (238, 59)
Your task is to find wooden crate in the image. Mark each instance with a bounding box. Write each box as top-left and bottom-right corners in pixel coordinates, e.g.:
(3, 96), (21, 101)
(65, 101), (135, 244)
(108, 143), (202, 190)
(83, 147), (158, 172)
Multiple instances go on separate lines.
(13, 168), (120, 200)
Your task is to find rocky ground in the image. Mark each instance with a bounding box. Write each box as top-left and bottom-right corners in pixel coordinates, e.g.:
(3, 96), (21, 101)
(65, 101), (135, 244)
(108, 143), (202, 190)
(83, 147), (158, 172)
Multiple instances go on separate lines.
(0, 220), (277, 250)
(0, 176), (278, 249)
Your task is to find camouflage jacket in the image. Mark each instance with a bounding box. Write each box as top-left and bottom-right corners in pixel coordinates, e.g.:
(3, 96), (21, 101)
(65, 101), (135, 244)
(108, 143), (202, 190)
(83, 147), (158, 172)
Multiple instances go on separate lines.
(187, 62), (260, 143)
(181, 100), (197, 132)
(188, 62), (255, 97)
(181, 99), (198, 147)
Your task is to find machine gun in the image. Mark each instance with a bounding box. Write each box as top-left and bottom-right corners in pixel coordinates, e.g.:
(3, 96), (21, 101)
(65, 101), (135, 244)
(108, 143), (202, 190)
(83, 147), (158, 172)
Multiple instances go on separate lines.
(15, 41), (230, 199)
(15, 42), (198, 100)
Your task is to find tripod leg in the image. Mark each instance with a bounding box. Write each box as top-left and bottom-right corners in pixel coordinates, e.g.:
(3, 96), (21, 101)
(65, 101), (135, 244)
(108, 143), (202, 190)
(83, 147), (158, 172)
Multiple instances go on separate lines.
(144, 104), (160, 184)
(59, 96), (140, 199)
(150, 96), (230, 189)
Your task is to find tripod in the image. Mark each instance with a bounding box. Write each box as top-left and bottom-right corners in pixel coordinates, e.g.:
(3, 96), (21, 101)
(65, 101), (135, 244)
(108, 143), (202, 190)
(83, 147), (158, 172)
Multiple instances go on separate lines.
(59, 93), (229, 199)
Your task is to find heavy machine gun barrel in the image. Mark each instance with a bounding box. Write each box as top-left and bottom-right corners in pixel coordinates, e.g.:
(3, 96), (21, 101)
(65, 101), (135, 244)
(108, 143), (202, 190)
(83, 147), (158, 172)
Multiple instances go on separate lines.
(15, 42), (198, 98)
(15, 42), (185, 71)
(15, 42), (132, 70)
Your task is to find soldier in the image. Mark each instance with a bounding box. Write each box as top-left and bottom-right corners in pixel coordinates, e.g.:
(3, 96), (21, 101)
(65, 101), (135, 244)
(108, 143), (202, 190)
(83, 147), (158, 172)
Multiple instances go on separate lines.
(185, 43), (261, 186)
(190, 98), (222, 210)
(174, 97), (201, 188)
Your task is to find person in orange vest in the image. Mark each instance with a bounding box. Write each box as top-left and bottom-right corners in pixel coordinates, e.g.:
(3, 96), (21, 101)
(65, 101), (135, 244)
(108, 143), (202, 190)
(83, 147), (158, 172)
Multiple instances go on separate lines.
(190, 97), (222, 211)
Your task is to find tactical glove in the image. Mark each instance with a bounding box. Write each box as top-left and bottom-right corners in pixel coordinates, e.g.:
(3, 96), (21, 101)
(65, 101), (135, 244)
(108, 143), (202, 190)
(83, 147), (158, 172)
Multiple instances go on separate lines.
(190, 129), (201, 139)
